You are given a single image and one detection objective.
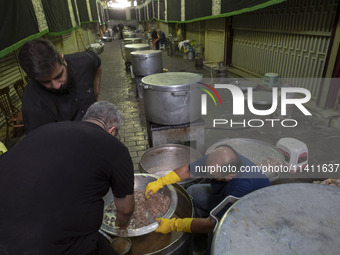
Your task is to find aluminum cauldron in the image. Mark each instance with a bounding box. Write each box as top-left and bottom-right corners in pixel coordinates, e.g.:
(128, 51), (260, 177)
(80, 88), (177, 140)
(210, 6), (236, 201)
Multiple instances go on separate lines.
(124, 43), (150, 63)
(123, 32), (137, 38)
(124, 38), (142, 44)
(141, 72), (202, 125)
(131, 50), (163, 76)
(100, 174), (177, 237)
(139, 144), (203, 188)
(123, 184), (194, 255)
(212, 183), (340, 255)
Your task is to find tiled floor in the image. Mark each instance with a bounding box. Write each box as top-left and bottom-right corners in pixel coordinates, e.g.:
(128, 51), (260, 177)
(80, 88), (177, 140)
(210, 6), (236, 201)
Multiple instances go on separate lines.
(97, 39), (149, 172)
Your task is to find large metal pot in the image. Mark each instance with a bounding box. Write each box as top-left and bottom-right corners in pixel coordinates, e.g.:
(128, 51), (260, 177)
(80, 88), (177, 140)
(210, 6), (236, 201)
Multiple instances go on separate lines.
(141, 72), (202, 125)
(139, 144), (203, 188)
(131, 50), (163, 76)
(101, 174), (177, 237)
(124, 43), (150, 63)
(122, 184), (194, 255)
(212, 183), (340, 255)
(123, 32), (137, 38)
(124, 38), (142, 44)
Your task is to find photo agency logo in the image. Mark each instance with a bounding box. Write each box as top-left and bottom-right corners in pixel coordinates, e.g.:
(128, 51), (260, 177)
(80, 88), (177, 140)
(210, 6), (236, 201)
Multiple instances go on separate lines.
(198, 82), (312, 128)
(197, 82), (223, 110)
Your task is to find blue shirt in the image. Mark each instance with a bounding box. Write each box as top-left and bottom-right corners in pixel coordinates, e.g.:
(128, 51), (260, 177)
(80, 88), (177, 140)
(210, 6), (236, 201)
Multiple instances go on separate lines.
(158, 31), (166, 44)
(189, 154), (271, 218)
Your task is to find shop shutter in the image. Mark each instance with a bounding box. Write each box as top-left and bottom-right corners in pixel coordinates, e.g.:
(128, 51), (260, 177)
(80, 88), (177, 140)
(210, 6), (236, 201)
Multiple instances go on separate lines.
(231, 0), (338, 99)
(81, 24), (90, 48)
(86, 23), (99, 44)
(205, 18), (226, 64)
(62, 31), (78, 54)
(47, 35), (64, 52)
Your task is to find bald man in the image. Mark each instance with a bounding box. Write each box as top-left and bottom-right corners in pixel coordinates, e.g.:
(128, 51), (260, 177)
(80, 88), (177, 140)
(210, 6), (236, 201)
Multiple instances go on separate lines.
(145, 145), (271, 234)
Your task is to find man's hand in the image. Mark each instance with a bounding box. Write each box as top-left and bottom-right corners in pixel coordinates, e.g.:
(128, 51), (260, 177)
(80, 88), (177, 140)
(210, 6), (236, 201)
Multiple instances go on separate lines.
(115, 218), (130, 229)
(155, 218), (175, 234)
(144, 171), (181, 199)
(155, 218), (193, 234)
(145, 179), (164, 199)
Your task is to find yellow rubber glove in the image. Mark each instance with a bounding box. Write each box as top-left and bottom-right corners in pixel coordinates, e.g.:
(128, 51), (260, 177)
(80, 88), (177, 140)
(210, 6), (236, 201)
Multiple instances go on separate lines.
(145, 171), (181, 198)
(0, 142), (7, 155)
(155, 218), (194, 234)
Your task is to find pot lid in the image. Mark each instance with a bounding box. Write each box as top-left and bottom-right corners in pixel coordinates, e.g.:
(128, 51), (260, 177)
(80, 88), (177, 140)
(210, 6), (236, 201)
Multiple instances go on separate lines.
(142, 72), (202, 90)
(212, 183), (340, 255)
(125, 43), (150, 49)
(131, 50), (162, 57)
(124, 37), (141, 41)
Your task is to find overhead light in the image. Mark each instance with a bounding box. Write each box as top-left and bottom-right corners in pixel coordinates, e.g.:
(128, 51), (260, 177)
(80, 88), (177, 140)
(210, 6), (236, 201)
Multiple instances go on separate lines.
(107, 0), (136, 8)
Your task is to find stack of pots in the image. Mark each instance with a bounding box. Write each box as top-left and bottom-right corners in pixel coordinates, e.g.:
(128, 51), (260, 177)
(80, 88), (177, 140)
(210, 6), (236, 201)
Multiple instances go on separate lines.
(141, 72), (202, 125)
(131, 50), (163, 98)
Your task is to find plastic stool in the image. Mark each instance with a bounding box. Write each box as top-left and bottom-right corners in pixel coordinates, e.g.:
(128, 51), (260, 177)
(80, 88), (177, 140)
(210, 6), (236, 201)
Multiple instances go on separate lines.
(276, 138), (308, 172)
(263, 73), (280, 88)
(159, 43), (166, 50)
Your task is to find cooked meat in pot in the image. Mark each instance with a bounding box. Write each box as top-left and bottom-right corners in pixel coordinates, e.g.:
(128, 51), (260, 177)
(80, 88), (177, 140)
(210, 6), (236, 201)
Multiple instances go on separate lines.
(103, 191), (170, 229)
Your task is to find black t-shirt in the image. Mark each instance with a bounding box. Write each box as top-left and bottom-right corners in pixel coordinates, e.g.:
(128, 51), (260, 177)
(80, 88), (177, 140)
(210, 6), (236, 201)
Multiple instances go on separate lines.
(0, 121), (134, 255)
(22, 51), (101, 133)
(151, 30), (158, 39)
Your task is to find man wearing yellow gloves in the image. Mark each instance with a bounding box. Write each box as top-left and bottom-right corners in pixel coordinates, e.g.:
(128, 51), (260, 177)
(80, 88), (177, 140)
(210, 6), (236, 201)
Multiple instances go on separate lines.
(145, 145), (271, 235)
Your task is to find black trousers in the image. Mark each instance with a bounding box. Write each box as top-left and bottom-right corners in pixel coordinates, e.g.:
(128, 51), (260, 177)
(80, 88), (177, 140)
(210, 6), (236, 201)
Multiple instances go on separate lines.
(88, 232), (117, 255)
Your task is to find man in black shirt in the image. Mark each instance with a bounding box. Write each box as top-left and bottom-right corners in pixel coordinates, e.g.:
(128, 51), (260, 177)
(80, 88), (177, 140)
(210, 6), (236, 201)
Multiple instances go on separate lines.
(0, 101), (134, 255)
(151, 27), (158, 48)
(155, 29), (166, 50)
(18, 38), (102, 133)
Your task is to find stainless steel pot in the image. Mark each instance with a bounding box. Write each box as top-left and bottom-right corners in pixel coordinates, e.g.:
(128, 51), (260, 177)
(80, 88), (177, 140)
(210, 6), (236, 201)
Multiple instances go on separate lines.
(139, 144), (203, 188)
(212, 184), (340, 255)
(124, 38), (142, 44)
(124, 44), (150, 63)
(131, 50), (163, 76)
(123, 32), (137, 38)
(123, 184), (194, 255)
(101, 174), (177, 237)
(141, 72), (202, 125)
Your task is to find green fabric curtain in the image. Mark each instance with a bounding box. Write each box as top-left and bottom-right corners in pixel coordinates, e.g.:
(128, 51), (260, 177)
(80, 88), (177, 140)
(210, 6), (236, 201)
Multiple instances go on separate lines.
(0, 0), (47, 58)
(77, 0), (90, 22)
(185, 0), (211, 21)
(167, 0), (181, 21)
(89, 0), (99, 22)
(41, 0), (74, 33)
